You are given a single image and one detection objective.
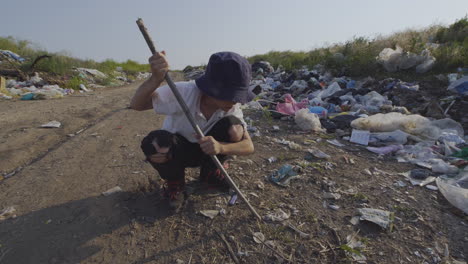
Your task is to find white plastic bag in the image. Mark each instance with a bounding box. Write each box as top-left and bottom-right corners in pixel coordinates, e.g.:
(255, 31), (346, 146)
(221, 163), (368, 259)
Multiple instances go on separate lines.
(436, 170), (468, 214)
(351, 112), (441, 140)
(295, 108), (323, 132)
(314, 82), (341, 100)
(377, 46), (404, 72)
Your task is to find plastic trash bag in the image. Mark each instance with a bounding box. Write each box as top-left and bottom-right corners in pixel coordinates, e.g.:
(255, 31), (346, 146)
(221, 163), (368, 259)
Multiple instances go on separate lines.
(367, 145), (403, 155)
(416, 56), (436, 73)
(351, 112), (446, 140)
(431, 118), (464, 137)
(430, 159), (459, 174)
(447, 76), (468, 95)
(439, 130), (466, 145)
(369, 130), (410, 145)
(295, 109), (323, 132)
(355, 91), (391, 113)
(396, 142), (439, 164)
(377, 46), (436, 73)
(287, 80), (308, 96)
(339, 94), (357, 105)
(377, 46), (404, 72)
(276, 94), (308, 115)
(308, 106), (328, 119)
(320, 82), (341, 99)
(436, 169), (468, 214)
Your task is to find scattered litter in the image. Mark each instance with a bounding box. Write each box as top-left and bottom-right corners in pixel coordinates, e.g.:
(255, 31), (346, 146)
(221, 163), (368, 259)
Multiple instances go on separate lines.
(253, 232), (265, 243)
(79, 83), (90, 92)
(268, 164), (301, 187)
(305, 148), (330, 160)
(352, 208), (393, 230)
(425, 185), (438, 191)
(40, 120), (61, 128)
(274, 138), (302, 150)
(264, 208), (290, 222)
(394, 180), (407, 187)
(102, 186), (123, 196)
(327, 139), (345, 147)
(350, 129), (370, 145)
(366, 145), (403, 155)
(0, 206), (16, 221)
(436, 170), (468, 214)
(199, 210), (219, 219)
(255, 180), (265, 190)
(228, 193), (238, 206)
(287, 223), (310, 238)
(267, 157), (277, 163)
(344, 234), (367, 262)
(323, 192), (341, 200)
(399, 169), (436, 186)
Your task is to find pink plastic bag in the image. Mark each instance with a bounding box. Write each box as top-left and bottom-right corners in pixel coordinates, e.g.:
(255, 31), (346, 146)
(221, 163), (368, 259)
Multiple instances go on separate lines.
(276, 94), (309, 115)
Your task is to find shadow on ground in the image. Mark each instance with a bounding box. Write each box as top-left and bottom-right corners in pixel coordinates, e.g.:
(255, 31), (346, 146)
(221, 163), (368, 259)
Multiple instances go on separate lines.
(0, 191), (172, 264)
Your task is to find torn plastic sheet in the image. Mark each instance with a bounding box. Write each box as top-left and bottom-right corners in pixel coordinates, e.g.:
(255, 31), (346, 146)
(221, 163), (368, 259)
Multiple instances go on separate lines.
(268, 164), (301, 187)
(399, 170), (436, 186)
(351, 208), (393, 229)
(305, 148), (330, 159)
(436, 170), (468, 214)
(350, 129), (370, 145)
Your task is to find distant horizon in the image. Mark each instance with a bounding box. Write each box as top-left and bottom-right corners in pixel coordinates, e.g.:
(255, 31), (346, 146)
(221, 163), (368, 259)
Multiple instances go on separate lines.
(1, 0), (467, 70)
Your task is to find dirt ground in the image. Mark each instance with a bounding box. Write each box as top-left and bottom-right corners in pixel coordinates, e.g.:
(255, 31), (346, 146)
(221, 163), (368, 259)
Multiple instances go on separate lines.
(0, 74), (467, 264)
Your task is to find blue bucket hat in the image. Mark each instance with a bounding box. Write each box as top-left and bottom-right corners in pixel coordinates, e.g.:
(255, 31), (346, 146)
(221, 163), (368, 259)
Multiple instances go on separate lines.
(195, 51), (254, 104)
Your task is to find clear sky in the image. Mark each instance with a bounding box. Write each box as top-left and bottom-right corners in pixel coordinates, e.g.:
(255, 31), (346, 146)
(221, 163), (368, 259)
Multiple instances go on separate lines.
(1, 0), (467, 70)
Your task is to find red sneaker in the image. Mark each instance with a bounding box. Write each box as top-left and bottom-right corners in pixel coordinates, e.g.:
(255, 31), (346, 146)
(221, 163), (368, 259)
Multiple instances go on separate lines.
(200, 162), (231, 191)
(162, 181), (186, 210)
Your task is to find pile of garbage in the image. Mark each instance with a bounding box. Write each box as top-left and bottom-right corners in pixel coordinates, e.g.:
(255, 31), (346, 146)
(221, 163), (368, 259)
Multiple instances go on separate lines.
(0, 49), (152, 100)
(0, 73), (74, 100)
(183, 65), (205, 80)
(207, 60), (467, 214)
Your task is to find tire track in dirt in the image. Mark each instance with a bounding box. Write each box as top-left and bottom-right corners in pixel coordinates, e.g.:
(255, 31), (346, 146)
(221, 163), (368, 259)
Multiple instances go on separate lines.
(2, 106), (129, 180)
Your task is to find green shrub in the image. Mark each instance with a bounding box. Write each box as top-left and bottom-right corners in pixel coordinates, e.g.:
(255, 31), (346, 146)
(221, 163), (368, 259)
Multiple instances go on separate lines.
(66, 75), (87, 90)
(247, 17), (466, 77)
(0, 36), (150, 78)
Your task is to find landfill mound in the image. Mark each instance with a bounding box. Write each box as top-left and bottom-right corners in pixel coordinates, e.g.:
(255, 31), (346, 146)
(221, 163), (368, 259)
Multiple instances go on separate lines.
(1, 38), (468, 262)
(0, 48), (151, 100)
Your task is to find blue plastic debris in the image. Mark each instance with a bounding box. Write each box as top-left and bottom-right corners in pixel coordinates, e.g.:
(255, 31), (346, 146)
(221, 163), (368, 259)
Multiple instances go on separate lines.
(346, 80), (356, 89)
(308, 106), (328, 118)
(0, 50), (25, 62)
(268, 164), (300, 187)
(448, 76), (468, 95)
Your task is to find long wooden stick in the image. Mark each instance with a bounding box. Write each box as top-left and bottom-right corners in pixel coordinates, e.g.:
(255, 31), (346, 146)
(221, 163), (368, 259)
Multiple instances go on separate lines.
(216, 230), (240, 264)
(136, 18), (262, 221)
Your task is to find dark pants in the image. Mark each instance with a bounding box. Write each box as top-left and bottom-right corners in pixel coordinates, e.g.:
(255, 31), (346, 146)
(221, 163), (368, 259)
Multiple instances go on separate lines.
(141, 116), (243, 183)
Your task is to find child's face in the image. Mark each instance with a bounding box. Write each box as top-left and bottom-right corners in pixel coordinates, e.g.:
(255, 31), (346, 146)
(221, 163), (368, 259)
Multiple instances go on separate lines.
(209, 97), (236, 112)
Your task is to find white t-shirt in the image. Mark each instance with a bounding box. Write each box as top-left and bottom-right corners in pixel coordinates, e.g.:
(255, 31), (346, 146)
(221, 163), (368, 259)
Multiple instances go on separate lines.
(152, 81), (246, 143)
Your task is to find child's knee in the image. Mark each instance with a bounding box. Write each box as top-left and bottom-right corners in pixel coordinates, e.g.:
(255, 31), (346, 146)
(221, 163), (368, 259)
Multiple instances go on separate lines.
(141, 130), (176, 163)
(228, 124), (244, 142)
